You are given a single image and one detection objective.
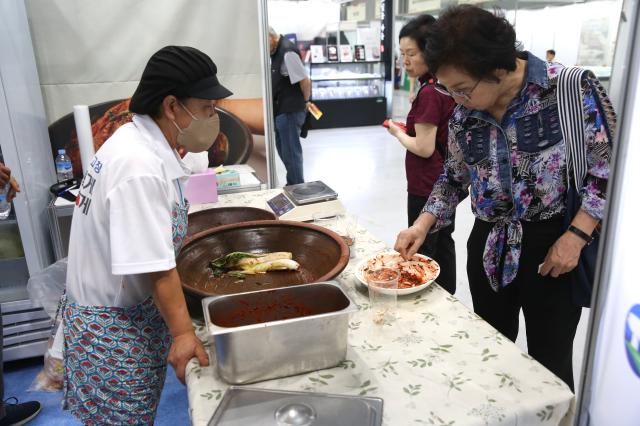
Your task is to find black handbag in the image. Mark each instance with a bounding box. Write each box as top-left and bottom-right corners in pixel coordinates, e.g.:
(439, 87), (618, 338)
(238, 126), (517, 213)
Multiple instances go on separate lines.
(300, 111), (313, 139)
(556, 67), (613, 307)
(562, 183), (599, 307)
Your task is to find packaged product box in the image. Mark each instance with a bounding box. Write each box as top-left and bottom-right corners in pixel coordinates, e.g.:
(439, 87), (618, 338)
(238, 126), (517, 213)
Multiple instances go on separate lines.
(307, 102), (323, 120)
(365, 45), (380, 61)
(339, 45), (353, 62)
(327, 45), (339, 62)
(215, 167), (241, 189)
(310, 45), (325, 63)
(186, 169), (218, 204)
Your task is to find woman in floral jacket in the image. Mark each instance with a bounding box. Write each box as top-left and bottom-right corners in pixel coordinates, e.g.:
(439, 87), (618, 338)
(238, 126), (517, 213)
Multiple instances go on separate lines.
(395, 5), (615, 391)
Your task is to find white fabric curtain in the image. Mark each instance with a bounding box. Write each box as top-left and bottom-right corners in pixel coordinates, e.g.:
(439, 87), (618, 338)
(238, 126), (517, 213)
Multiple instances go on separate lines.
(25, 0), (264, 123)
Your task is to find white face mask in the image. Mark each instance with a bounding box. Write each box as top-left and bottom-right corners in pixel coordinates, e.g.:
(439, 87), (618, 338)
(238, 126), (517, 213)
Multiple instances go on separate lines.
(172, 102), (220, 153)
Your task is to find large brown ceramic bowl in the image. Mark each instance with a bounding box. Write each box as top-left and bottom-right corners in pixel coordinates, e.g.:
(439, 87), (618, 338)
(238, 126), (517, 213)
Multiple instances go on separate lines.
(187, 207), (277, 239)
(177, 220), (350, 299)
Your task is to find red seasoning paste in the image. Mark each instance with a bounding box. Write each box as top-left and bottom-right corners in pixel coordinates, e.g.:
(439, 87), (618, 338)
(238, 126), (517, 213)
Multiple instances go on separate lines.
(213, 295), (315, 328)
(367, 267), (398, 282)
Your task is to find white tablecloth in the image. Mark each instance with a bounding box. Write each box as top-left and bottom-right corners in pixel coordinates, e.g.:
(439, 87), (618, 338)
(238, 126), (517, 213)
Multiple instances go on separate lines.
(186, 190), (575, 425)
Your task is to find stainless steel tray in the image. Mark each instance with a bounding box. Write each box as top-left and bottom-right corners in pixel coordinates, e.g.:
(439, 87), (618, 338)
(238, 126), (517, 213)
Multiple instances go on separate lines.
(202, 281), (357, 384)
(208, 387), (383, 426)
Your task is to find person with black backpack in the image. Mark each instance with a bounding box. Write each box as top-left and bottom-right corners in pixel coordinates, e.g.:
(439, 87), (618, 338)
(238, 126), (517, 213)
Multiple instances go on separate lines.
(269, 27), (311, 186)
(387, 15), (457, 295)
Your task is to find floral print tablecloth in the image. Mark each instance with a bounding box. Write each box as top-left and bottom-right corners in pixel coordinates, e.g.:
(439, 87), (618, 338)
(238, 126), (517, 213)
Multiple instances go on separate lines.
(186, 190), (575, 425)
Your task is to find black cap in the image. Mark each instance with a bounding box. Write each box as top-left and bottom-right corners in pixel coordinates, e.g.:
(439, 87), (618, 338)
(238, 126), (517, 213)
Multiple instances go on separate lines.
(129, 46), (233, 115)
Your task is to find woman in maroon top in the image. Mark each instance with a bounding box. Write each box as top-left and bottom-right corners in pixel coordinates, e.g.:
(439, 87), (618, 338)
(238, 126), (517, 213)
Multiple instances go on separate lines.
(387, 15), (457, 294)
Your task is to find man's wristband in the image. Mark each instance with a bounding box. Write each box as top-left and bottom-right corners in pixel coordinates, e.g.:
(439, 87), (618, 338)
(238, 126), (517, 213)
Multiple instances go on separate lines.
(568, 225), (594, 245)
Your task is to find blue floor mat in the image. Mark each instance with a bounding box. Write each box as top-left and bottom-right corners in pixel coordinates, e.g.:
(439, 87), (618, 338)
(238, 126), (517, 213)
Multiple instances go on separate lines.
(3, 356), (191, 425)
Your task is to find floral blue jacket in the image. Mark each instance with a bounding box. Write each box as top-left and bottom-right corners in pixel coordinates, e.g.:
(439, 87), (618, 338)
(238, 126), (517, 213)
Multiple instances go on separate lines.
(423, 52), (615, 290)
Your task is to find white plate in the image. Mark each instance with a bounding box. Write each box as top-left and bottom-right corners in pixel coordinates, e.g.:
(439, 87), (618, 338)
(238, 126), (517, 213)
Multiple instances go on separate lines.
(354, 251), (440, 296)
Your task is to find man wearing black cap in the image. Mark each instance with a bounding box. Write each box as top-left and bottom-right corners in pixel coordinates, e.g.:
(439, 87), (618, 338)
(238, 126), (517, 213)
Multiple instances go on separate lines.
(63, 46), (232, 425)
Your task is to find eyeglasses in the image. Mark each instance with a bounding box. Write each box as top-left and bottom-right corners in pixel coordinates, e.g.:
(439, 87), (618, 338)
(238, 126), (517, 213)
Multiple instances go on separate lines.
(433, 79), (481, 102)
(179, 101), (218, 119)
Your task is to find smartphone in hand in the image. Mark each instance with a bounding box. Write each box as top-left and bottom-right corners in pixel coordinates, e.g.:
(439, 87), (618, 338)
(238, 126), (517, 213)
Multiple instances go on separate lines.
(382, 119), (408, 133)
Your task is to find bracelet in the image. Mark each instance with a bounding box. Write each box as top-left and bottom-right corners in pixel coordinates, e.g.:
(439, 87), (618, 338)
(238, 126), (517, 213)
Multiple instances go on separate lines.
(568, 225), (594, 245)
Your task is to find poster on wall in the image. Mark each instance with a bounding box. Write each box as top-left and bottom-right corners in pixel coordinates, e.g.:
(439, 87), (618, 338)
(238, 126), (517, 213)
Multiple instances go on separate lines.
(408, 0), (441, 13)
(25, 0), (270, 183)
(365, 45), (380, 61)
(327, 45), (339, 62)
(577, 17), (613, 66)
(346, 3), (366, 21)
(310, 45), (325, 63)
(340, 45), (353, 62)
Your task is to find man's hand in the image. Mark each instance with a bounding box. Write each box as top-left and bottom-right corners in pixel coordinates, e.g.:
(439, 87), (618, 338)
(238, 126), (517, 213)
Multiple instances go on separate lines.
(0, 163), (11, 186)
(0, 163), (20, 202)
(167, 331), (210, 384)
(539, 231), (586, 278)
(7, 177), (20, 202)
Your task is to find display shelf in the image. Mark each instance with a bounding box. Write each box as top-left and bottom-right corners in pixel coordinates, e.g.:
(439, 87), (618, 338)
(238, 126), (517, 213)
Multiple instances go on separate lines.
(315, 95), (380, 100)
(307, 20), (388, 128)
(0, 219), (25, 259)
(2, 298), (50, 362)
(310, 60), (385, 105)
(0, 270), (29, 301)
(311, 97), (386, 129)
(311, 74), (383, 81)
(310, 60), (383, 65)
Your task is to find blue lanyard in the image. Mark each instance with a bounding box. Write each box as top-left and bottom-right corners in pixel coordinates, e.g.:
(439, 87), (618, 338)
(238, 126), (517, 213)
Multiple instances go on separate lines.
(175, 179), (186, 209)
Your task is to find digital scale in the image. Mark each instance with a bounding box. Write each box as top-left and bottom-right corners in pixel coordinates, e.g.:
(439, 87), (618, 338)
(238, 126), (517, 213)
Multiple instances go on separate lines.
(266, 181), (345, 222)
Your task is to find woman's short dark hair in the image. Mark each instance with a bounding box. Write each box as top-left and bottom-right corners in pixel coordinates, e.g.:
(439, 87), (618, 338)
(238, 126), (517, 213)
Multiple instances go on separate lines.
(399, 14), (436, 53)
(424, 5), (519, 82)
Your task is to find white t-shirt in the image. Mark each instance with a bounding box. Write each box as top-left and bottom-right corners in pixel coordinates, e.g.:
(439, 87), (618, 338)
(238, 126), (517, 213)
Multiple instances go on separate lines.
(66, 114), (190, 308)
(281, 51), (308, 84)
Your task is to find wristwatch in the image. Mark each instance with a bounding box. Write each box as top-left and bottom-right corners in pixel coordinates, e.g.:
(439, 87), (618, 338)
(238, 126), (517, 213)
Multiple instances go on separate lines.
(568, 225), (594, 245)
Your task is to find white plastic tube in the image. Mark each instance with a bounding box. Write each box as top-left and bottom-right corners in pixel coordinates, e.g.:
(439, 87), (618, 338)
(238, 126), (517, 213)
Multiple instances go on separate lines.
(73, 105), (94, 175)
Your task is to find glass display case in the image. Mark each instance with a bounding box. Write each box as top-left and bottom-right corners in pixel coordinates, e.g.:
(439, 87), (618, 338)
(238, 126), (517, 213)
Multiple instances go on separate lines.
(0, 206), (30, 298)
(310, 61), (384, 101)
(308, 20), (388, 129)
(1, 1), (56, 362)
(0, 149), (50, 363)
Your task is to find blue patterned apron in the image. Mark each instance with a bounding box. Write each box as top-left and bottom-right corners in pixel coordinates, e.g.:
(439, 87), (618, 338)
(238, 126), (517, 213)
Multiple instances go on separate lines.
(63, 180), (189, 425)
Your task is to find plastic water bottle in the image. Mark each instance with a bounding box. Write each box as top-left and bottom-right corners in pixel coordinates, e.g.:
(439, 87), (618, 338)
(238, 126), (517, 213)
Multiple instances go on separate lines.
(55, 149), (73, 182)
(0, 183), (11, 220)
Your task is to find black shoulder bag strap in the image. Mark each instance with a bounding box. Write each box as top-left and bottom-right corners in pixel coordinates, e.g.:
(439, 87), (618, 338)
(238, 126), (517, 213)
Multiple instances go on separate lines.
(557, 66), (589, 188)
(556, 66), (598, 307)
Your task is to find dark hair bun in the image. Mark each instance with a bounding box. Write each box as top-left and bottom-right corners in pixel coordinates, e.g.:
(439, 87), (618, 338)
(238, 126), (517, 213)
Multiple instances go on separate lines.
(399, 14), (436, 53)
